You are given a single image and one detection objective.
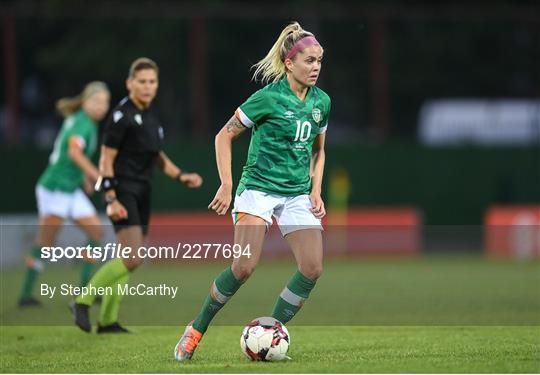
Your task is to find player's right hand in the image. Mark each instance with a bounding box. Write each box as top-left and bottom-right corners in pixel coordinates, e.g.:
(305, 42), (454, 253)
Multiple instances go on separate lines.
(208, 184), (232, 215)
(107, 200), (128, 221)
(82, 178), (95, 196)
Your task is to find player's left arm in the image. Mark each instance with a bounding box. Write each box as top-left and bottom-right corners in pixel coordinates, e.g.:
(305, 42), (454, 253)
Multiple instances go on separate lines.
(310, 133), (326, 218)
(155, 151), (203, 188)
(68, 136), (100, 183)
(82, 176), (95, 196)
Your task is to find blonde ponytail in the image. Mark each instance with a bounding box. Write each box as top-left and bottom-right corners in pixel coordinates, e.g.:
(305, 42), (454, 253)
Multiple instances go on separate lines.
(56, 96), (83, 118)
(252, 21), (315, 84)
(56, 81), (109, 118)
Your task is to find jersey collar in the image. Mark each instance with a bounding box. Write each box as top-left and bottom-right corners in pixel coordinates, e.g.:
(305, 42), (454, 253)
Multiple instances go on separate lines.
(281, 78), (313, 104)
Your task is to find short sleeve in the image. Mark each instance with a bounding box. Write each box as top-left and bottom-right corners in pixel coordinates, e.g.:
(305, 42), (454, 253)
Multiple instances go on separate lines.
(69, 135), (86, 149)
(236, 89), (270, 128)
(318, 97), (331, 134)
(103, 110), (129, 149)
(66, 115), (90, 149)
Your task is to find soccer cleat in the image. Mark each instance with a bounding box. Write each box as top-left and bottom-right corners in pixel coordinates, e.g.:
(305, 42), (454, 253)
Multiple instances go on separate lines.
(18, 297), (42, 308)
(96, 322), (131, 334)
(174, 321), (203, 361)
(70, 301), (91, 333)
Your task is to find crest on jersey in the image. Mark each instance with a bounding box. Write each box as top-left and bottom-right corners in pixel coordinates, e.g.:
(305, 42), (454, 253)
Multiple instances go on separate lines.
(312, 108), (321, 123)
(113, 111), (124, 123)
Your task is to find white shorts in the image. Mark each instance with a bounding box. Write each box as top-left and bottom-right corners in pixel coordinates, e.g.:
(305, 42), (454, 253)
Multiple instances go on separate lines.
(36, 186), (96, 220)
(232, 189), (323, 236)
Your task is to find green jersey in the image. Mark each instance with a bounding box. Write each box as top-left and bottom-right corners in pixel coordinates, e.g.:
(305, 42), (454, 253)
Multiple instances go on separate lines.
(236, 79), (331, 196)
(38, 110), (97, 192)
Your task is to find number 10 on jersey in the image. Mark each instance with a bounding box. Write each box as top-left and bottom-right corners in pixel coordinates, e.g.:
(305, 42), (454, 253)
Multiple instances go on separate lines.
(294, 120), (312, 142)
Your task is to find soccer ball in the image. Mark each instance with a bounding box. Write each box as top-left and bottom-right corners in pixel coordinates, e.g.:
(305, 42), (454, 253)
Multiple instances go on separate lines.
(240, 317), (290, 361)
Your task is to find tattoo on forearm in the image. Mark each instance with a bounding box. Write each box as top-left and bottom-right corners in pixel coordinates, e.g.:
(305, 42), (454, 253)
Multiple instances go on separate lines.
(225, 116), (245, 133)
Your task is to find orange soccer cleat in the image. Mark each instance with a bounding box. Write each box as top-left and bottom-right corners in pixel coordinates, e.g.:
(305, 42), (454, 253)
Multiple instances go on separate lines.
(174, 321), (203, 361)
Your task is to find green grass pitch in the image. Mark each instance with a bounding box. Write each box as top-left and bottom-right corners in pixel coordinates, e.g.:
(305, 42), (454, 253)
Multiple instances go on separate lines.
(1, 257), (539, 372)
(1, 326), (538, 373)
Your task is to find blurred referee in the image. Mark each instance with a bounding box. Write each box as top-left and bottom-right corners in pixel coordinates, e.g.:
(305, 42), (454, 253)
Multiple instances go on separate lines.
(71, 57), (202, 333)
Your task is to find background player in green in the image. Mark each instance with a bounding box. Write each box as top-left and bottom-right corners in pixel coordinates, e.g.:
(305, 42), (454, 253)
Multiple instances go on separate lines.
(71, 58), (203, 334)
(19, 82), (110, 306)
(174, 21), (330, 361)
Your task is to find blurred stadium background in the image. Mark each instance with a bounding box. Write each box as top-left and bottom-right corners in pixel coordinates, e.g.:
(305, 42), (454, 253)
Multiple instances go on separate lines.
(1, 0), (539, 328)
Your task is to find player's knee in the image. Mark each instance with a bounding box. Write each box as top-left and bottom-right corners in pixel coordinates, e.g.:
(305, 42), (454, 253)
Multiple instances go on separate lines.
(300, 265), (323, 280)
(231, 263), (256, 281)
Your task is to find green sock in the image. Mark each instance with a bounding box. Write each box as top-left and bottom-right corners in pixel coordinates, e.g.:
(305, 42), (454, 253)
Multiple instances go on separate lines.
(76, 258), (129, 306)
(272, 271), (317, 324)
(20, 246), (43, 300)
(192, 267), (243, 334)
(80, 240), (99, 287)
(99, 274), (130, 326)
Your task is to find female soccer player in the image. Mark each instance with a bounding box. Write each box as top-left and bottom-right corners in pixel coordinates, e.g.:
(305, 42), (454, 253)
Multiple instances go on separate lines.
(174, 22), (330, 360)
(19, 82), (110, 307)
(71, 57), (203, 333)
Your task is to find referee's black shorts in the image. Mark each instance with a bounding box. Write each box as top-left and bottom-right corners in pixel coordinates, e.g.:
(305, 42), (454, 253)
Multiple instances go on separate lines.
(109, 178), (151, 235)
